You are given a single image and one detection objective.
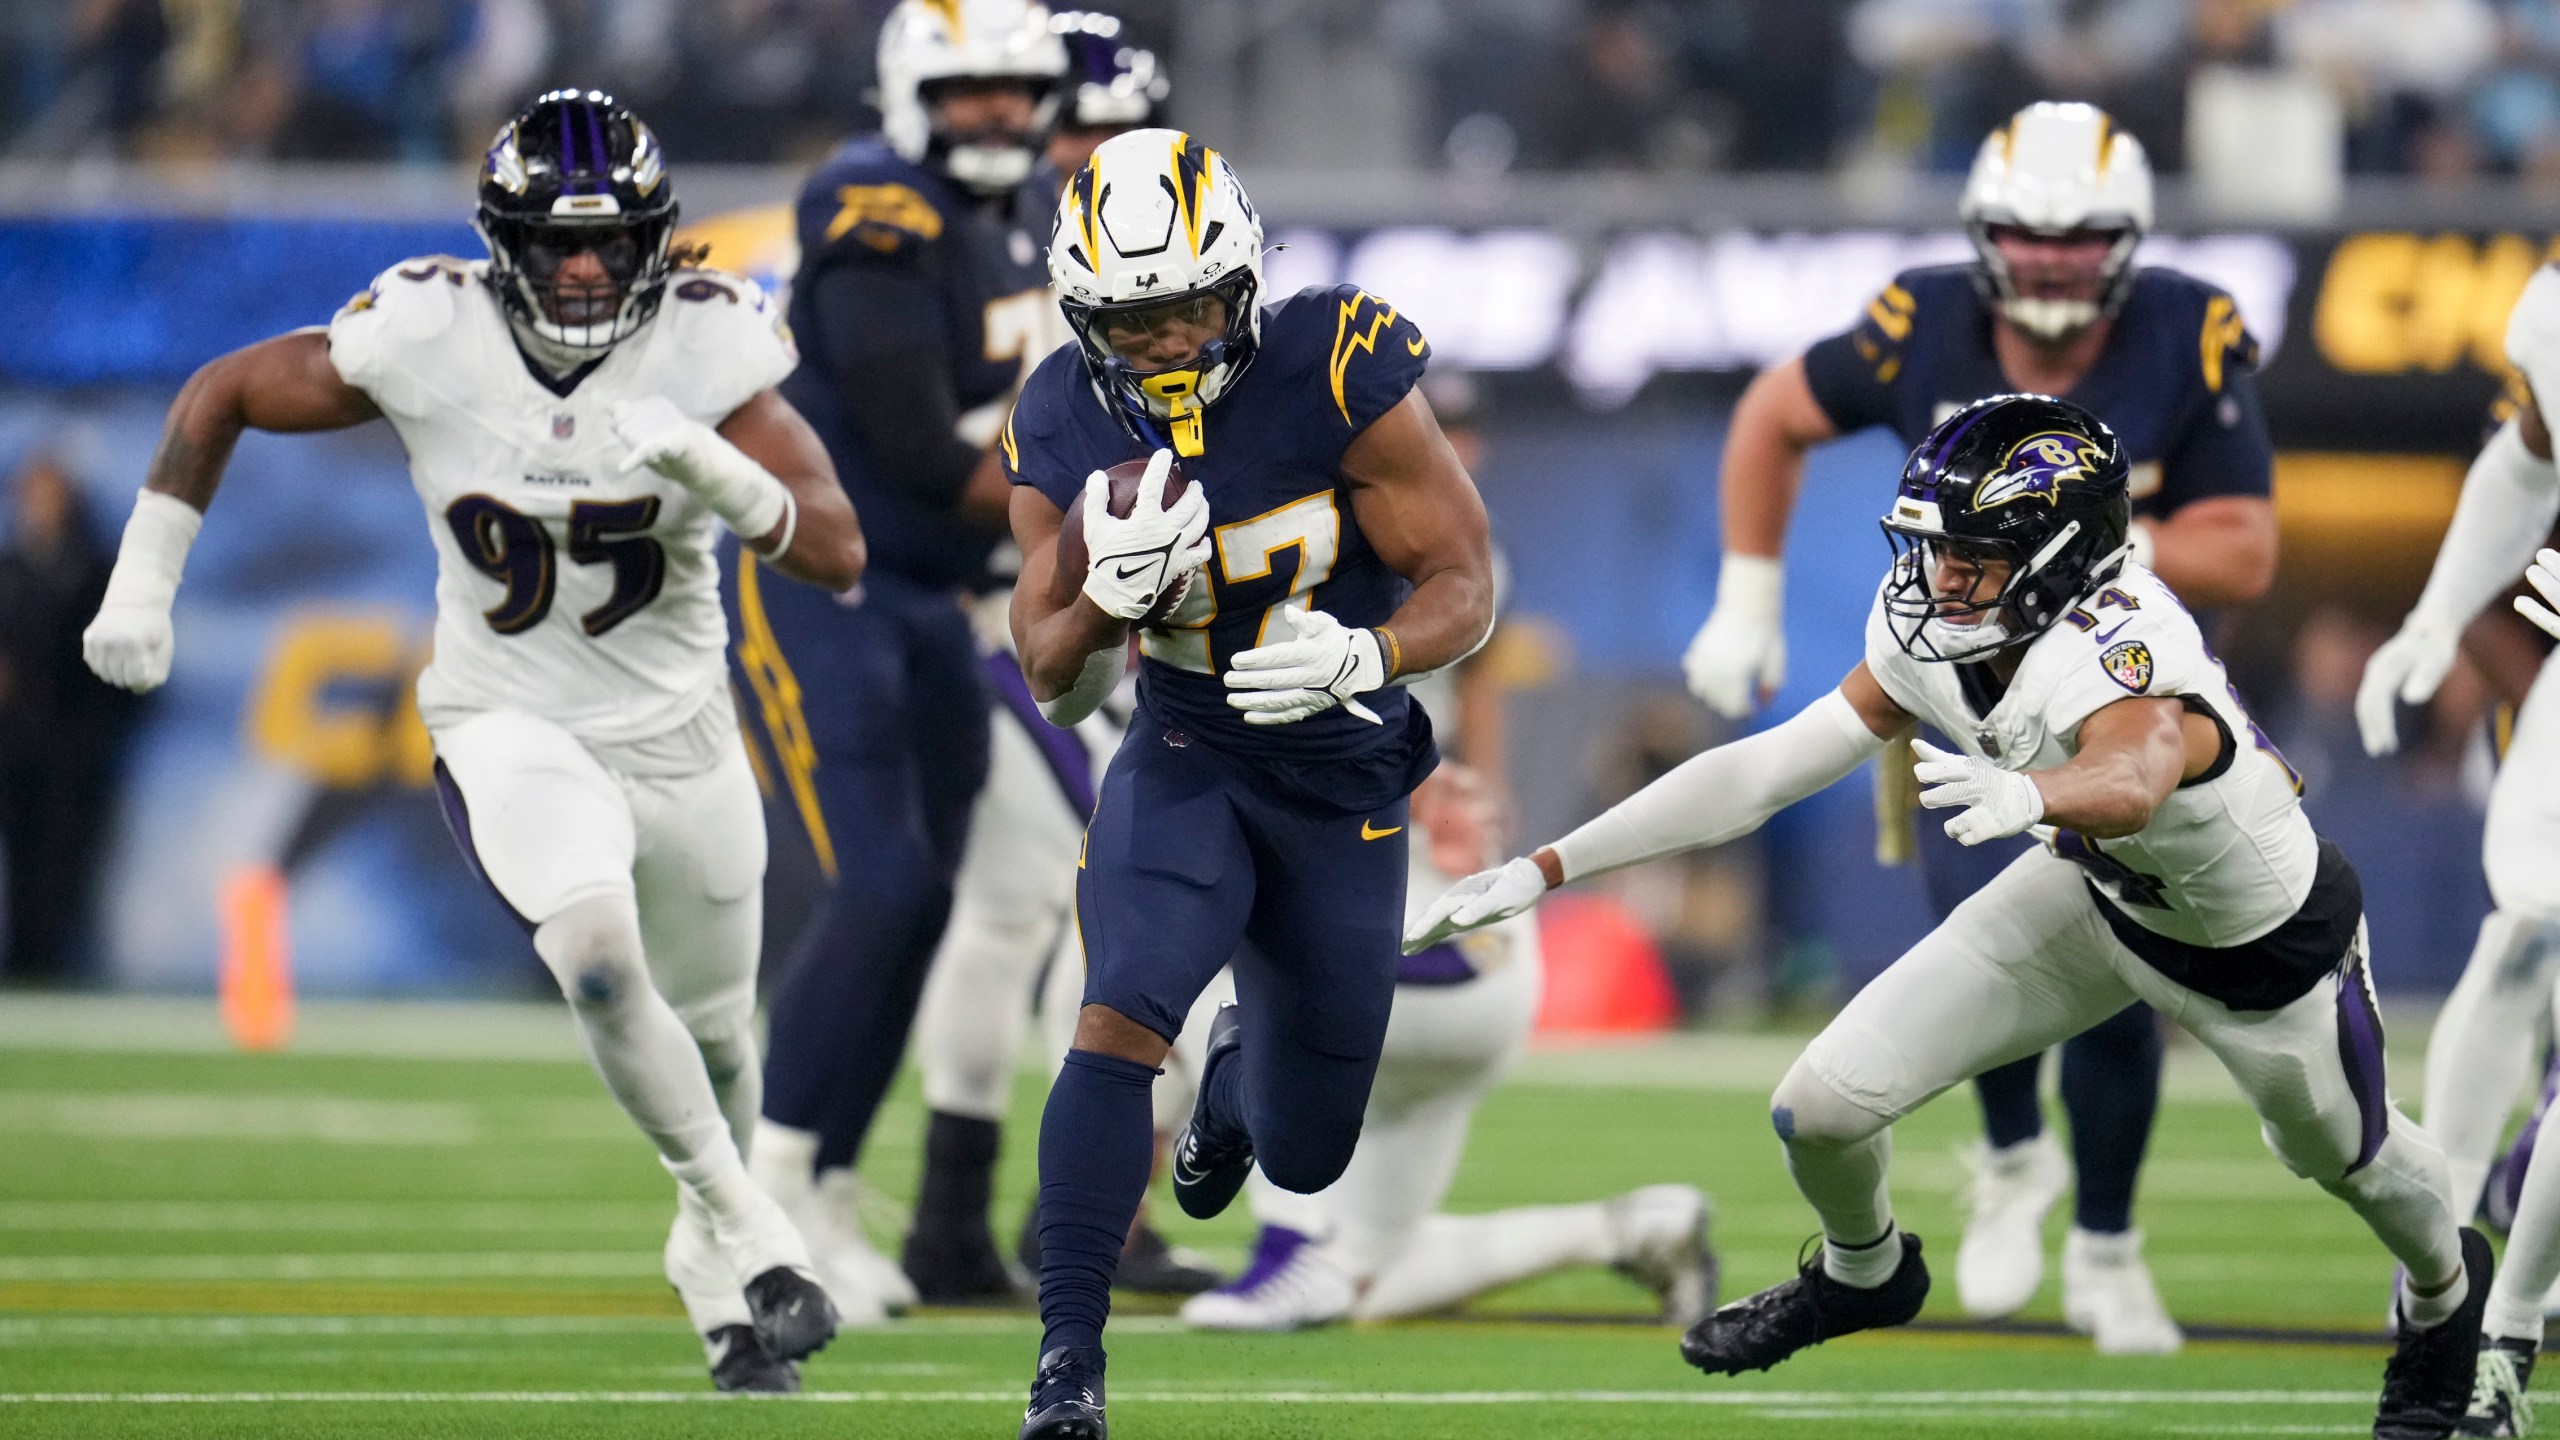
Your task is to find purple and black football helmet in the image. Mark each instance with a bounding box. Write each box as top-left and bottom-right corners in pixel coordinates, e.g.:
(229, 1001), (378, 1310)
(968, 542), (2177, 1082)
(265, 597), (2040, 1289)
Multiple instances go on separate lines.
(1052, 11), (1168, 132)
(475, 89), (680, 357)
(1880, 393), (2132, 662)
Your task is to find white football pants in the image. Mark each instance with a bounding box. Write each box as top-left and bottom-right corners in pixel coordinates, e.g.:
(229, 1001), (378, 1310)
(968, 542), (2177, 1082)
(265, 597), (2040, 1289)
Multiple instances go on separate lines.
(1779, 848), (2460, 1292)
(2421, 655), (2560, 1210)
(430, 703), (769, 1242)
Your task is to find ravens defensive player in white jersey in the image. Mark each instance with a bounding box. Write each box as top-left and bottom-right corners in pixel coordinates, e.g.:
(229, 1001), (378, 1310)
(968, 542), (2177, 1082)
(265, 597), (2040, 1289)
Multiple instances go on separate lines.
(79, 91), (865, 1393)
(2370, 266), (2560, 1435)
(1683, 102), (2278, 1350)
(1415, 396), (2489, 1440)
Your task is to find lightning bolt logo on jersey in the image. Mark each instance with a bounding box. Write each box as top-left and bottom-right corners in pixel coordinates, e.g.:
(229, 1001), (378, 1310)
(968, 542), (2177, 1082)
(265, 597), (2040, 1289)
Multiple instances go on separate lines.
(1006, 283), (1437, 809)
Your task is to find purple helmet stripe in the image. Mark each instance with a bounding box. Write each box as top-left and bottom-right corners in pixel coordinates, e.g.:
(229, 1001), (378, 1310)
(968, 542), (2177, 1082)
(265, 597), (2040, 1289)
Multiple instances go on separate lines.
(585, 102), (609, 178)
(557, 101), (575, 184)
(1926, 402), (1996, 478)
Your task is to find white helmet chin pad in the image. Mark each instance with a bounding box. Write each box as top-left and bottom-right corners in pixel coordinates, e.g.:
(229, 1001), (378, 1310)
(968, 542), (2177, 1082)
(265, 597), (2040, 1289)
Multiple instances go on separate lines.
(945, 143), (1036, 192)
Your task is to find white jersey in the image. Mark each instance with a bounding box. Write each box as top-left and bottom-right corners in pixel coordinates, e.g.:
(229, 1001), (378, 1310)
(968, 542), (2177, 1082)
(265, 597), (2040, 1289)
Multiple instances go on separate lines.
(1863, 562), (2318, 949)
(326, 257), (796, 749)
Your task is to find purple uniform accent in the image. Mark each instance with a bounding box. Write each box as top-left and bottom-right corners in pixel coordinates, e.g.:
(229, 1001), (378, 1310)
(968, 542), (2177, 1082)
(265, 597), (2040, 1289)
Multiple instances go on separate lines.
(430, 759), (535, 934)
(982, 649), (1099, 817)
(2334, 946), (2390, 1177)
(1922, 402), (1996, 484)
(1396, 941), (1479, 986)
(1207, 1224), (1315, 1297)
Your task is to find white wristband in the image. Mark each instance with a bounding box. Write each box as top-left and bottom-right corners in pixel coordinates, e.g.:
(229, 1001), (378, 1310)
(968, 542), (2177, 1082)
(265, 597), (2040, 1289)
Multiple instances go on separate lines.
(101, 489), (204, 612)
(761, 489), (799, 562)
(1717, 552), (1784, 621)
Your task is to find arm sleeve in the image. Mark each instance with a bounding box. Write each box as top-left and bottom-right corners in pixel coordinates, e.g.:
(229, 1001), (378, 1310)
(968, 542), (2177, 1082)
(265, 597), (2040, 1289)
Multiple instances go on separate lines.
(1549, 689), (1885, 882)
(1799, 278), (1918, 434)
(2154, 293), (2273, 509)
(2408, 420), (2560, 631)
(807, 261), (982, 509)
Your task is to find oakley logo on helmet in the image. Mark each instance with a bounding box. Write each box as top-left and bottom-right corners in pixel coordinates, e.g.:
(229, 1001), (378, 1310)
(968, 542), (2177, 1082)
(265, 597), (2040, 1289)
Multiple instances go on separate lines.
(1974, 432), (2109, 511)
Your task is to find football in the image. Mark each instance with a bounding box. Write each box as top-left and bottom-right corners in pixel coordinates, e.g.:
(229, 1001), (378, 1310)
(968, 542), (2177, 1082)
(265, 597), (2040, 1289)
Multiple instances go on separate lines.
(1052, 455), (1198, 629)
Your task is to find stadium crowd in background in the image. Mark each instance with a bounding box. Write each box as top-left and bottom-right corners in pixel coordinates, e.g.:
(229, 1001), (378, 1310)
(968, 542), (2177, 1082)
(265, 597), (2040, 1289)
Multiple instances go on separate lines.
(11, 0), (2560, 181)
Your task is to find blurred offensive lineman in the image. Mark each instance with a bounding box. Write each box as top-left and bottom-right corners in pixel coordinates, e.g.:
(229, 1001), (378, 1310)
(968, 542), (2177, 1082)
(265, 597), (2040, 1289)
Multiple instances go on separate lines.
(79, 92), (862, 1392)
(902, 8), (1218, 1302)
(730, 0), (1064, 1317)
(1681, 101), (2277, 1350)
(1179, 760), (1719, 1333)
(1004, 129), (1495, 1436)
(2368, 266), (2560, 1436)
(1415, 395), (2488, 1440)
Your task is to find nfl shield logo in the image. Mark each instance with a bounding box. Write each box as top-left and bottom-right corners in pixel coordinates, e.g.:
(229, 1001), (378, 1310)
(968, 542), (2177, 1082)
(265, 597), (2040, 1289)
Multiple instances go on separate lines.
(552, 414), (575, 440)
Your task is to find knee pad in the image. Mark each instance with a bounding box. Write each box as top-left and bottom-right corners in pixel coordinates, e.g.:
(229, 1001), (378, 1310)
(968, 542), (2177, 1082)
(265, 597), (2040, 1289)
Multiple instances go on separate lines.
(681, 1000), (759, 1087)
(1771, 1057), (1892, 1152)
(534, 895), (649, 1011)
(1256, 1127), (1360, 1196)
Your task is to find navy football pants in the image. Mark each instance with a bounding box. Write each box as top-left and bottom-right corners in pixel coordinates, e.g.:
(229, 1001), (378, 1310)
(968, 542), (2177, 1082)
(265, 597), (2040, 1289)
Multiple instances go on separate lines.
(1036, 717), (1407, 1355)
(733, 561), (991, 1172)
(1916, 771), (2162, 1235)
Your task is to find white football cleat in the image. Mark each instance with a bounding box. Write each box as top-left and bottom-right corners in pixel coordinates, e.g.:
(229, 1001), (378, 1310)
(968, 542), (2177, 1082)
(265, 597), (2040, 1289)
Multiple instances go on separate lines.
(814, 1166), (921, 1314)
(1955, 1132), (2068, 1318)
(2060, 1227), (2181, 1355)
(1606, 1184), (1720, 1327)
(746, 1123), (896, 1325)
(1180, 1226), (1355, 1331)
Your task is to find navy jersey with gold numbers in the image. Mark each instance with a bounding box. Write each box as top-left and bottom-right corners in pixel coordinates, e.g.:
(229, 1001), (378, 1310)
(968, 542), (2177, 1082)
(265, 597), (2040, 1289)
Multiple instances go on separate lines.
(1007, 283), (1436, 808)
(781, 138), (1057, 586)
(1802, 265), (2273, 518)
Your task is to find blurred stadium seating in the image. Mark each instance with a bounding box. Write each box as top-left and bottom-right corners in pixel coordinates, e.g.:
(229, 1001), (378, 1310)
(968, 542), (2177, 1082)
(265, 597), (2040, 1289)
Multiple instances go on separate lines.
(0, 0), (2553, 1016)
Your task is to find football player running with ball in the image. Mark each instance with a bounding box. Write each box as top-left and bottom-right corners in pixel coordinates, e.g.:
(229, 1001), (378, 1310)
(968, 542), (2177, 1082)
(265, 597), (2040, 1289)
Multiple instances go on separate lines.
(1002, 129), (1494, 1437)
(1683, 101), (2279, 1351)
(79, 92), (865, 1392)
(1415, 395), (2488, 1440)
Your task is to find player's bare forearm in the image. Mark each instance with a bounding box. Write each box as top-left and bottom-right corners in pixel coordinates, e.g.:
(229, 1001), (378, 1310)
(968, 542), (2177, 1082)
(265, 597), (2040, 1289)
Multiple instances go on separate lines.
(719, 390), (865, 591)
(149, 330), (379, 512)
(2145, 495), (2276, 607)
(1344, 388), (1495, 675)
(1008, 485), (1130, 700)
(1719, 355), (1837, 559)
(956, 446), (1015, 532)
(2028, 696), (2189, 838)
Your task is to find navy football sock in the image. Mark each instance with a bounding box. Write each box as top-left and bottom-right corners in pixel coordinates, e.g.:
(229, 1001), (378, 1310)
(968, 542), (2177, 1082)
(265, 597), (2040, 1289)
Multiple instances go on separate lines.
(1974, 1053), (2045, 1150)
(1037, 1050), (1159, 1355)
(2060, 1003), (2162, 1233)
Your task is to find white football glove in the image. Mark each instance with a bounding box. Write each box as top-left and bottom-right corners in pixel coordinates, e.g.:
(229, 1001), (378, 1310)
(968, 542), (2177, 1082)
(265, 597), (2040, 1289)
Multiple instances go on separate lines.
(2354, 614), (2460, 757)
(82, 603), (175, 693)
(1683, 553), (1785, 719)
(1080, 449), (1210, 622)
(1911, 738), (2045, 846)
(1402, 856), (1548, 954)
(83, 489), (202, 694)
(1224, 604), (1386, 726)
(610, 396), (791, 544)
(2521, 549), (2560, 644)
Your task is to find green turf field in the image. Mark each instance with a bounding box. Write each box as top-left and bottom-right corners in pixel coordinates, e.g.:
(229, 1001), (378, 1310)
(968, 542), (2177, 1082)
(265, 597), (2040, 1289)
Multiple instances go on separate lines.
(0, 996), (2483, 1437)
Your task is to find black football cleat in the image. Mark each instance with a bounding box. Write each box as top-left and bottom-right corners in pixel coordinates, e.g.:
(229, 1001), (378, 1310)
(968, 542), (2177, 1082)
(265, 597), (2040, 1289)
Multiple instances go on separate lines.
(2459, 1336), (2537, 1437)
(1117, 1221), (1223, 1295)
(704, 1323), (799, 1394)
(1680, 1232), (1929, 1376)
(1169, 1005), (1253, 1221)
(743, 1265), (840, 1364)
(2378, 1227), (2495, 1440)
(1020, 1344), (1107, 1439)
(904, 1221), (1032, 1306)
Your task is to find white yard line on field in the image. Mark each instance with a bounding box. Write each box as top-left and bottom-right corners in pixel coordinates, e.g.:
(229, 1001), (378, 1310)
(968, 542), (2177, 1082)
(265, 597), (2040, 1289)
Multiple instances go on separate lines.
(0, 1388), (2377, 1406)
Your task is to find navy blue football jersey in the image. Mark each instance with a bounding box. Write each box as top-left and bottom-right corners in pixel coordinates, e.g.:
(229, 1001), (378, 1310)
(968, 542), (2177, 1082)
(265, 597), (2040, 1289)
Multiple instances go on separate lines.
(1801, 265), (2273, 518)
(781, 139), (1057, 587)
(1007, 284), (1436, 800)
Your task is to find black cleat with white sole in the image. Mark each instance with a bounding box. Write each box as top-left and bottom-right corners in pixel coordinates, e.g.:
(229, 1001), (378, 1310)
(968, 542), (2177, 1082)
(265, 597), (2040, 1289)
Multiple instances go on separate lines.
(743, 1265), (840, 1363)
(1020, 1344), (1108, 1439)
(2378, 1227), (2494, 1440)
(1170, 1006), (1252, 1221)
(704, 1323), (799, 1394)
(1680, 1232), (1929, 1376)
